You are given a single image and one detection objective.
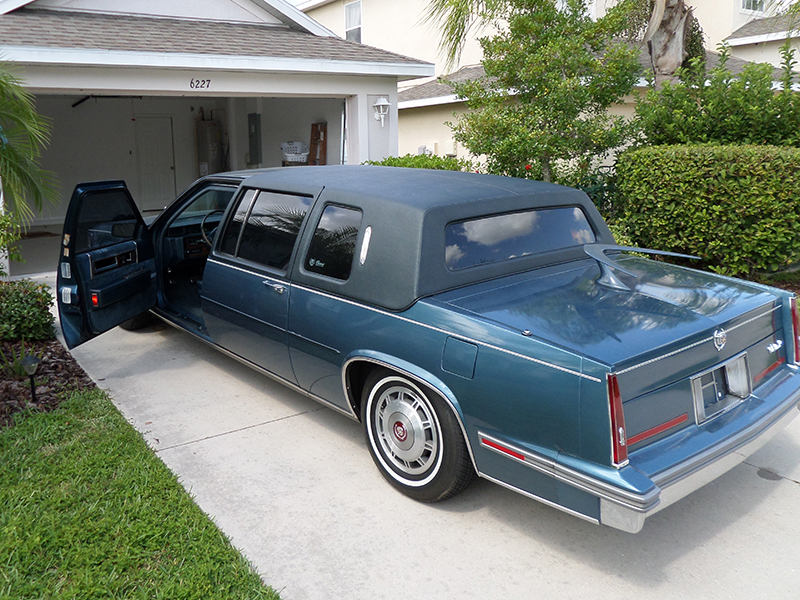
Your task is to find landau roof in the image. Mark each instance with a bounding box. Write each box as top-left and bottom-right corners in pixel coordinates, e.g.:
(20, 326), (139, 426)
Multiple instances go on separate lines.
(240, 166), (613, 311)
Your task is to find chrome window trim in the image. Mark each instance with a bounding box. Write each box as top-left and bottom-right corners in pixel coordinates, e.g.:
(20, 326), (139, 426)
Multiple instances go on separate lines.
(616, 304), (779, 375)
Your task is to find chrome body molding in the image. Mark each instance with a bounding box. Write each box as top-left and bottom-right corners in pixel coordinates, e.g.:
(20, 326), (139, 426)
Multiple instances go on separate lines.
(341, 356), (480, 474)
(294, 282), (601, 383)
(151, 309), (359, 421)
(616, 304), (779, 376)
(482, 379), (800, 533)
(478, 473), (600, 526)
(605, 384), (800, 533)
(478, 433), (659, 511)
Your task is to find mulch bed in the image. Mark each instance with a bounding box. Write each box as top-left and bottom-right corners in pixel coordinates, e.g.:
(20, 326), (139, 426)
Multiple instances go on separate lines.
(0, 339), (96, 428)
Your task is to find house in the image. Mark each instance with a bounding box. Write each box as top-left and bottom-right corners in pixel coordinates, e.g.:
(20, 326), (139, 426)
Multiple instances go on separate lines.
(298, 0), (799, 157)
(725, 12), (800, 67)
(0, 0), (433, 275)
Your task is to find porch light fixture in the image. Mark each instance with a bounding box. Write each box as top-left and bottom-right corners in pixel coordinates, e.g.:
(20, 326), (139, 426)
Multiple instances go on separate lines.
(20, 355), (42, 404)
(373, 97), (390, 127)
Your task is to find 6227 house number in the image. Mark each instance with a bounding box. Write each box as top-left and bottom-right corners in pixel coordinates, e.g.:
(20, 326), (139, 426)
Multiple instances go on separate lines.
(189, 78), (211, 89)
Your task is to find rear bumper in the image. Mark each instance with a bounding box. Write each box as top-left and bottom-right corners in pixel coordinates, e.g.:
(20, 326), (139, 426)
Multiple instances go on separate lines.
(600, 368), (800, 533)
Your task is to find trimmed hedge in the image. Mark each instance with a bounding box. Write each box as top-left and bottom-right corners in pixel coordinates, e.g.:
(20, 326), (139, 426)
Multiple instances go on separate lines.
(617, 144), (800, 277)
(363, 153), (476, 171)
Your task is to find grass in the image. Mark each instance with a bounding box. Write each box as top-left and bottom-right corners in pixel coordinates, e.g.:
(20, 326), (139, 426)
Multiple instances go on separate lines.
(0, 388), (280, 600)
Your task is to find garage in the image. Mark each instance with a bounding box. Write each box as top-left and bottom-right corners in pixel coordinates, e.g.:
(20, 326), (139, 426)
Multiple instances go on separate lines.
(0, 0), (431, 275)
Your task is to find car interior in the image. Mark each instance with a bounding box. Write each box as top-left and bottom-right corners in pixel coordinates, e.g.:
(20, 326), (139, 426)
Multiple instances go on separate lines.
(158, 184), (236, 321)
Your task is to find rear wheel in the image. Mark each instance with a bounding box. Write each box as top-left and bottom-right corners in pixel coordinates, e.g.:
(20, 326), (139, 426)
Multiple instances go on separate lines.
(362, 369), (475, 502)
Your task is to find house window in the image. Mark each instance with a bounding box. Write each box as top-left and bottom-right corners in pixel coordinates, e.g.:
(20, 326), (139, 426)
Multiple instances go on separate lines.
(742, 0), (764, 11)
(345, 1), (361, 43)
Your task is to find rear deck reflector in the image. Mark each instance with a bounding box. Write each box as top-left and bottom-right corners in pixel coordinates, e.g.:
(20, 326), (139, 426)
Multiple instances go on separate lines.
(607, 374), (628, 466)
(481, 437), (526, 461)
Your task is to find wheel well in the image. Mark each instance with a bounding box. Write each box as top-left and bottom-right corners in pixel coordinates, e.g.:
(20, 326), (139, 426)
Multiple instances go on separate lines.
(345, 360), (376, 421)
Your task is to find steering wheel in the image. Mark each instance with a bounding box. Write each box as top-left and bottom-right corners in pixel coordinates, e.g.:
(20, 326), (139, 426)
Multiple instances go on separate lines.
(200, 209), (225, 247)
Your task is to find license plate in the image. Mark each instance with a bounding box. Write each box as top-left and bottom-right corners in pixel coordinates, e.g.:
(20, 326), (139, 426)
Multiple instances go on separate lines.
(692, 353), (751, 423)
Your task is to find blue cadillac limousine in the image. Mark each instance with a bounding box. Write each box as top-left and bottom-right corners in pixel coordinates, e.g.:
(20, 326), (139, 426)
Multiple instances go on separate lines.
(57, 166), (800, 532)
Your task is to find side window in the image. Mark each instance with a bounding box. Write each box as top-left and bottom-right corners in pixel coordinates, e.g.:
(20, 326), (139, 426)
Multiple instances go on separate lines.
(305, 205), (363, 281)
(345, 0), (361, 43)
(236, 191), (313, 271)
(219, 189), (257, 256)
(75, 189), (141, 253)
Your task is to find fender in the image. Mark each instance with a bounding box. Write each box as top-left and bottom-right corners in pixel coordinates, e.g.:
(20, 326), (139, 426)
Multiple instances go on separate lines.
(342, 350), (479, 472)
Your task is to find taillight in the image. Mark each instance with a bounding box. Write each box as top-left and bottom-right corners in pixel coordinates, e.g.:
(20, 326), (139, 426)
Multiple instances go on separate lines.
(792, 297), (800, 365)
(607, 373), (628, 467)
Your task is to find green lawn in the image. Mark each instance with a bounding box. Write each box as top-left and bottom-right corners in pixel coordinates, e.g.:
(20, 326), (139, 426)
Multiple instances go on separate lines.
(0, 389), (280, 600)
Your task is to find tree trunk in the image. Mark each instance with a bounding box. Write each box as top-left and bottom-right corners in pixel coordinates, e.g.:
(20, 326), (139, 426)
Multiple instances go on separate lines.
(645, 0), (692, 84)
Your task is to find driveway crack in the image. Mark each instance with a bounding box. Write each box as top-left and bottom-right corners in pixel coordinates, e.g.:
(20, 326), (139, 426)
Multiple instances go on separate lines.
(153, 407), (324, 452)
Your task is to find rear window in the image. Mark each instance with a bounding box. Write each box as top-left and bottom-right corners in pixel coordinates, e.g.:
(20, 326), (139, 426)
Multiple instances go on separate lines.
(445, 206), (595, 271)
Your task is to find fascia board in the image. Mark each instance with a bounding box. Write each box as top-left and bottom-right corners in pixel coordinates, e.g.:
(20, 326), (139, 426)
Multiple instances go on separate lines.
(296, 0), (339, 11)
(398, 77), (652, 109)
(398, 95), (461, 109)
(3, 46), (434, 78)
(0, 0), (34, 15)
(247, 0), (337, 36)
(727, 31), (795, 46)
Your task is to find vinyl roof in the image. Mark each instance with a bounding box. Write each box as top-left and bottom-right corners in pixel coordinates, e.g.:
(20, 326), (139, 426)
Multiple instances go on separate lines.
(241, 166), (613, 310)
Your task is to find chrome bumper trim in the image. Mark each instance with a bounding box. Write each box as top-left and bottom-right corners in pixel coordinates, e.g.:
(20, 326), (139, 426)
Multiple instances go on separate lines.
(481, 380), (800, 534)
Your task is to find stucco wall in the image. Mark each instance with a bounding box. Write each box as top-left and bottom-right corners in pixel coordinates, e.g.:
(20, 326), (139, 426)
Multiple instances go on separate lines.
(304, 0), (486, 77)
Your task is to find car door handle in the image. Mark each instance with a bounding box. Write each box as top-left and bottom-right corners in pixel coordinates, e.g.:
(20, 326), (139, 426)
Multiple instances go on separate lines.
(263, 281), (285, 295)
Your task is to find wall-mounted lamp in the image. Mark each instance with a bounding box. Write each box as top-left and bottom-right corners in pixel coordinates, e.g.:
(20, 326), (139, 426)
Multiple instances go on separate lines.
(373, 97), (391, 127)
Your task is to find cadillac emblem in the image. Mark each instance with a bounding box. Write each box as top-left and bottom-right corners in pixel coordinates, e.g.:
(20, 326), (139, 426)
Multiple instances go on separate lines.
(713, 328), (727, 351)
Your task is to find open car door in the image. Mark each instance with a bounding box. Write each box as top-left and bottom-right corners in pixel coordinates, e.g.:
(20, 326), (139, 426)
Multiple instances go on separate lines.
(57, 181), (157, 349)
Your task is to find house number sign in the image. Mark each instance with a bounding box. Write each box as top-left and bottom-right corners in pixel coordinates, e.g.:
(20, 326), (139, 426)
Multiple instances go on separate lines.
(189, 78), (211, 89)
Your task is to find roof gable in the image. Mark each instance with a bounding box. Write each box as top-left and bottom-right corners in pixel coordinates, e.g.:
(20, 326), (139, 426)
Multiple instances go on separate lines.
(2, 0), (335, 36)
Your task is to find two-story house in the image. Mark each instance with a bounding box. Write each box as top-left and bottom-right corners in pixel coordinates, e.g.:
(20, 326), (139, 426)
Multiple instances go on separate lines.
(297, 0), (799, 157)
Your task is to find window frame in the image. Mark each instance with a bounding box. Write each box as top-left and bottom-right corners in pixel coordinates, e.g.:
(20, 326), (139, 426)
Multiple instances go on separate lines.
(302, 203), (363, 282)
(443, 205), (597, 272)
(216, 187), (314, 276)
(344, 0), (362, 43)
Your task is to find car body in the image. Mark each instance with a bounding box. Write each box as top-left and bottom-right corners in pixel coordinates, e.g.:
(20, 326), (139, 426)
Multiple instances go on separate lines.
(57, 166), (800, 533)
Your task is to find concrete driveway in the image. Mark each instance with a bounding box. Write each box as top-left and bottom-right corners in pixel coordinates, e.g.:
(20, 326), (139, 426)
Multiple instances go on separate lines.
(67, 317), (800, 600)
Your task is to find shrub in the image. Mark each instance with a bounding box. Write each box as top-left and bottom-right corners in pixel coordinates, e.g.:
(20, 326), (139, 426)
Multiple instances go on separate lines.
(0, 212), (23, 278)
(635, 44), (800, 147)
(364, 153), (476, 171)
(0, 279), (55, 341)
(617, 144), (800, 277)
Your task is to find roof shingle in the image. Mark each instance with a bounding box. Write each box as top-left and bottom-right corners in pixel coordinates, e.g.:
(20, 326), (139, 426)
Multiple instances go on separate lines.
(0, 7), (430, 65)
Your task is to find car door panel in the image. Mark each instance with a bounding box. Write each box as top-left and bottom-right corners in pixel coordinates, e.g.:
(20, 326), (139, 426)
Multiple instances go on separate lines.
(202, 258), (295, 382)
(58, 181), (157, 349)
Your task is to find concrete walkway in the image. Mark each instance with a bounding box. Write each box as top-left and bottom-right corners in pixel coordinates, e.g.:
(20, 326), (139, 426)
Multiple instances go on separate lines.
(54, 304), (800, 599)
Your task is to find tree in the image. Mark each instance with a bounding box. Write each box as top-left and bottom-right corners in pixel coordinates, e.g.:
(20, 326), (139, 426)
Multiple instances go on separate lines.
(447, 0), (641, 182)
(0, 62), (56, 225)
(427, 0), (702, 79)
